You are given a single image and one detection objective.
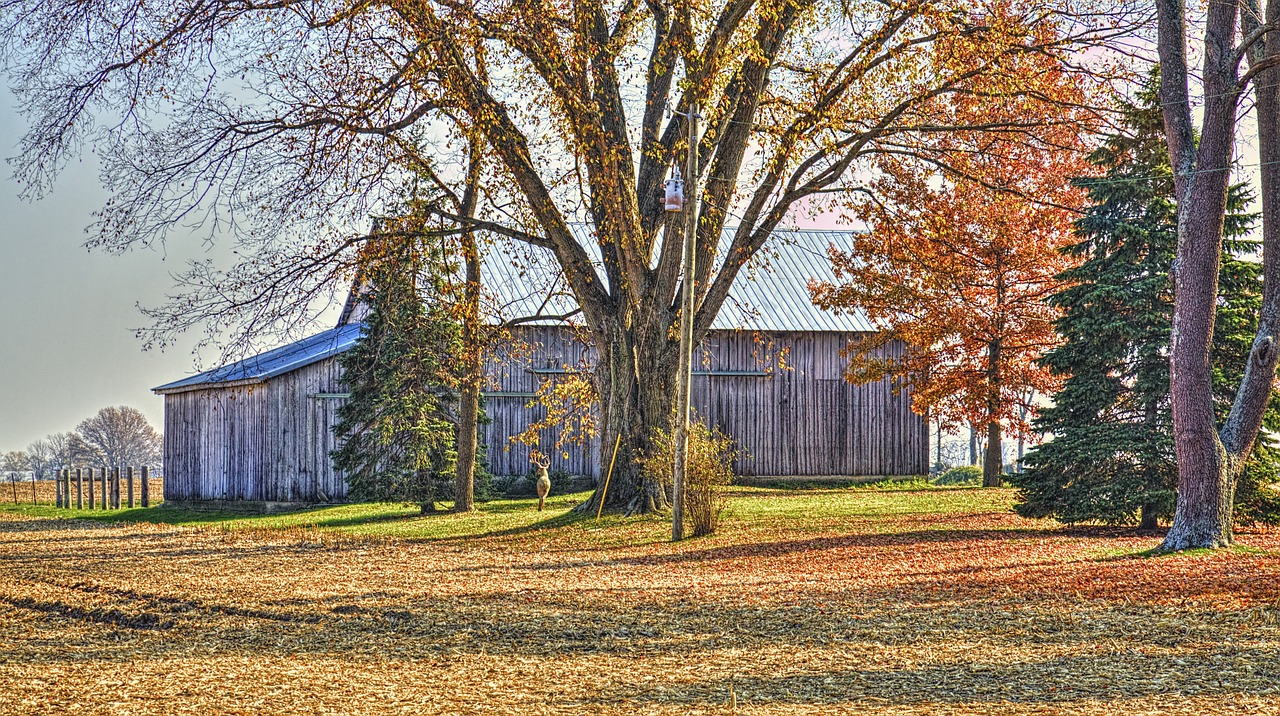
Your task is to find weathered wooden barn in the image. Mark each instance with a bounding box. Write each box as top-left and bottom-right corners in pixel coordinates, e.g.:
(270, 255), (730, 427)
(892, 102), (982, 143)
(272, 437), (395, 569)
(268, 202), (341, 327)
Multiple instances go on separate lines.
(155, 229), (929, 505)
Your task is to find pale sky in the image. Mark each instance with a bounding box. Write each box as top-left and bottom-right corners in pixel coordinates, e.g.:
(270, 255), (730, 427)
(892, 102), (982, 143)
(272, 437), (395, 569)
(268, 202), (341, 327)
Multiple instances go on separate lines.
(0, 86), (210, 453)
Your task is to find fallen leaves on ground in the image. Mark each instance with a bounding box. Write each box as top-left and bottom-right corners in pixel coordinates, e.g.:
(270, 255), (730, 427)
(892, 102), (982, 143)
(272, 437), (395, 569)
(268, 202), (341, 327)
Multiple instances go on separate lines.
(1, 489), (1278, 715)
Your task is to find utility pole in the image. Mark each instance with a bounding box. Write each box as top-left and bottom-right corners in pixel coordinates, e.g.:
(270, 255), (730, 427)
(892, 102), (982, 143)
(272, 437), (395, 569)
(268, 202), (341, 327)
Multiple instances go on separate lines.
(672, 102), (699, 542)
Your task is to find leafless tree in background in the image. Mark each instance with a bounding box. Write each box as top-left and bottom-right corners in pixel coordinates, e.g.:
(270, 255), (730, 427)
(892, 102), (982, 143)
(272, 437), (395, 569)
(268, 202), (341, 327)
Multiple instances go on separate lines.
(74, 407), (162, 469)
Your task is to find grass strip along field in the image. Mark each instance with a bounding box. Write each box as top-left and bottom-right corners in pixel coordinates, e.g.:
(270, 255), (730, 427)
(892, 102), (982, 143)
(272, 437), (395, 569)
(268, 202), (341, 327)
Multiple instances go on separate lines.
(1, 486), (1279, 715)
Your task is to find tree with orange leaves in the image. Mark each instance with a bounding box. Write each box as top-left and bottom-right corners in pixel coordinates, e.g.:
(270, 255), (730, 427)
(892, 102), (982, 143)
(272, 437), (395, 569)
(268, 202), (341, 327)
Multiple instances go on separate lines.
(811, 120), (1091, 486)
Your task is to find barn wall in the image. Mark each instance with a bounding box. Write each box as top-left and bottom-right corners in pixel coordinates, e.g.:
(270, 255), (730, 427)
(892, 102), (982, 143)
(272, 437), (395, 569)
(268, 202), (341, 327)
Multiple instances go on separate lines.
(163, 327), (929, 504)
(480, 326), (929, 478)
(162, 357), (346, 502)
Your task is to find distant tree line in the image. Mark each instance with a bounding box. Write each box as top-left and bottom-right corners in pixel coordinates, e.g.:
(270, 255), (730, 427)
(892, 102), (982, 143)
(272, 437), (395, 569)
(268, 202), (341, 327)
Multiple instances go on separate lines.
(3, 406), (163, 480)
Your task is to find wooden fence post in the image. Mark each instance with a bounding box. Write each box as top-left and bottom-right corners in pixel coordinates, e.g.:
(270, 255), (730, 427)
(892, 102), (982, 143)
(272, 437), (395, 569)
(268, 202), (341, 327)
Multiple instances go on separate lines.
(55, 470), (62, 508)
(112, 467), (120, 509)
(87, 467), (95, 509)
(76, 468), (83, 509)
(30, 471), (37, 505)
(141, 466), (150, 508)
(127, 467), (135, 509)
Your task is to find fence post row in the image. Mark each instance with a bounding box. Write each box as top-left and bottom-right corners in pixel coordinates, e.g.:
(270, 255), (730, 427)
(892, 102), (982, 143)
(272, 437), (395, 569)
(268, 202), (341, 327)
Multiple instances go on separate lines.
(7, 466), (157, 509)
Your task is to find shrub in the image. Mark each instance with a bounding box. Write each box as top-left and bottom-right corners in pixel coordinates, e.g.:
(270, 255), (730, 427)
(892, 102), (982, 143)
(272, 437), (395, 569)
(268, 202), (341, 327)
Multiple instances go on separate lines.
(645, 421), (736, 536)
(932, 465), (982, 487)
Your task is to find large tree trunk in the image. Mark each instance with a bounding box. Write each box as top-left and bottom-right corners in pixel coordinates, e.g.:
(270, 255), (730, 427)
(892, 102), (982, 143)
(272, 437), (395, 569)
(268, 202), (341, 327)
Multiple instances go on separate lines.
(574, 317), (679, 515)
(1157, 0), (1256, 550)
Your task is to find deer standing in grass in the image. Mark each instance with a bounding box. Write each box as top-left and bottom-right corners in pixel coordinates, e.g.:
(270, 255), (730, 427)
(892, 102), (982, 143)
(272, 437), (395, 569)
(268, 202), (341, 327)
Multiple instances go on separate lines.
(533, 455), (551, 511)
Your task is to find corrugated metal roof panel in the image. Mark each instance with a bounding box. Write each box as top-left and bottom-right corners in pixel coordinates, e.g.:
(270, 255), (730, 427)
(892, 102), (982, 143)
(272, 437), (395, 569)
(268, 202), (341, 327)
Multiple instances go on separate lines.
(484, 227), (872, 332)
(154, 227), (870, 392)
(152, 323), (363, 393)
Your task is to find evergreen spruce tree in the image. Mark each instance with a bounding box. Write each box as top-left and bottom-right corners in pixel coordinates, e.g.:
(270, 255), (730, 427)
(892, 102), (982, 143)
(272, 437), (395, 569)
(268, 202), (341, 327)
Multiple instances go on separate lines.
(332, 240), (461, 513)
(1013, 73), (1280, 527)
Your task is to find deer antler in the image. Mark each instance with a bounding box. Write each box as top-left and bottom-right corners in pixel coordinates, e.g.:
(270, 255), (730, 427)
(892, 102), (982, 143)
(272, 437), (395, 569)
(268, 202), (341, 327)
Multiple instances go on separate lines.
(530, 452), (550, 470)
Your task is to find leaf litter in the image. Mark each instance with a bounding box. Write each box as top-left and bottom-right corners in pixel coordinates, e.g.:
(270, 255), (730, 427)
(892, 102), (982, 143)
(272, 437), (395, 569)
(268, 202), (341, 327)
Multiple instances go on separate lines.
(1, 491), (1279, 715)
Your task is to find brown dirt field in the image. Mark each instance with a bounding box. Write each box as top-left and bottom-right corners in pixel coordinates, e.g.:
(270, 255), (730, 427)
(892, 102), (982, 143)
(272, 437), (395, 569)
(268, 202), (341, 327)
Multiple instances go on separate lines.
(1, 497), (1279, 715)
(1, 476), (164, 507)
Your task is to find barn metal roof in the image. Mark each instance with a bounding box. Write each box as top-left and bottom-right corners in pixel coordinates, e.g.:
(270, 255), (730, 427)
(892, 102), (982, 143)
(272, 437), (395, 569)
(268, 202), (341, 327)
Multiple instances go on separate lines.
(152, 322), (363, 394)
(485, 227), (873, 333)
(154, 227), (870, 392)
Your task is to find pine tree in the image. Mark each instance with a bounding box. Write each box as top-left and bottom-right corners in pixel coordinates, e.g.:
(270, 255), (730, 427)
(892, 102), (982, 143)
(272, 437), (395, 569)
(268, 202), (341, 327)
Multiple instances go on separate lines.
(331, 239), (461, 513)
(1013, 73), (1280, 527)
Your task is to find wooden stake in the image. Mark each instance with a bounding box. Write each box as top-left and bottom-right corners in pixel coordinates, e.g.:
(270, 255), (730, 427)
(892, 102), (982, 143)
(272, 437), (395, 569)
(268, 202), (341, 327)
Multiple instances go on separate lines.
(141, 466), (150, 508)
(597, 434), (623, 521)
(127, 467), (135, 509)
(87, 468), (95, 509)
(76, 469), (83, 509)
(112, 467), (121, 509)
(8, 471), (15, 504)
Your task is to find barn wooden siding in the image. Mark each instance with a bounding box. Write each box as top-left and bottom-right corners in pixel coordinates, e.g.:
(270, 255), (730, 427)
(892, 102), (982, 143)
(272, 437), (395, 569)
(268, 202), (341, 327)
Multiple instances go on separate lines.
(163, 326), (927, 502)
(482, 326), (929, 478)
(162, 357), (347, 502)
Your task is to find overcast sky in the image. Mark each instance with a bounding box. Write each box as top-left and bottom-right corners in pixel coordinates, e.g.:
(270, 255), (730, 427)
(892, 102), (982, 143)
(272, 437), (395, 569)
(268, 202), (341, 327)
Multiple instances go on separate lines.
(0, 87), (213, 453)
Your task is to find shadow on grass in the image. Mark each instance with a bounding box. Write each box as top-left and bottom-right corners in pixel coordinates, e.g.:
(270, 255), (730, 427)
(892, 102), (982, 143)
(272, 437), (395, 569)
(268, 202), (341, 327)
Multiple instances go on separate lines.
(1094, 541), (1273, 561)
(0, 493), (606, 543)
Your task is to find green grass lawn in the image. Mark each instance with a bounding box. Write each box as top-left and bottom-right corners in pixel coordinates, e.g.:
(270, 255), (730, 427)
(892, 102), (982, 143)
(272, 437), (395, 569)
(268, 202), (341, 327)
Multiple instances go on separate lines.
(0, 480), (1012, 546)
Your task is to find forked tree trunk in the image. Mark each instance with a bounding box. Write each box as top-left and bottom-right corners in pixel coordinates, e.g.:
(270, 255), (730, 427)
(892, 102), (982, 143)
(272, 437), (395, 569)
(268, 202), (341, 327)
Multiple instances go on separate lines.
(1157, 0), (1259, 550)
(574, 318), (679, 515)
